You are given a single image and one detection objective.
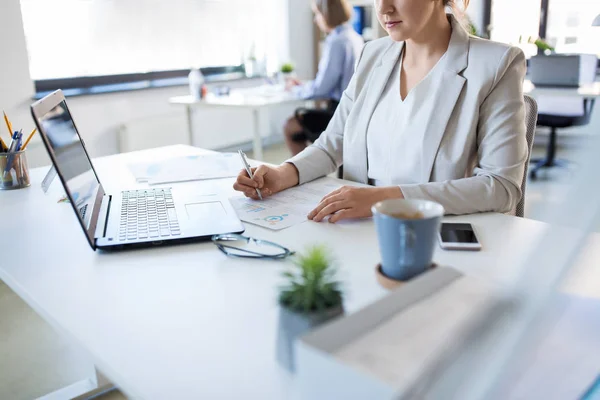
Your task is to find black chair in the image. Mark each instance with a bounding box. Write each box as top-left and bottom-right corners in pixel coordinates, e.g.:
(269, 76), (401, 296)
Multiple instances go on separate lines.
(293, 106), (336, 143)
(294, 100), (342, 177)
(530, 98), (596, 179)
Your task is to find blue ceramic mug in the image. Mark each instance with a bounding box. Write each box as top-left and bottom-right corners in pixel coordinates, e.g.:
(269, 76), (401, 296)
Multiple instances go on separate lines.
(372, 199), (444, 281)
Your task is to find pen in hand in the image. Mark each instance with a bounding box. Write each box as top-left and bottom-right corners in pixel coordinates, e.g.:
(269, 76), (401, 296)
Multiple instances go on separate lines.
(238, 150), (263, 200)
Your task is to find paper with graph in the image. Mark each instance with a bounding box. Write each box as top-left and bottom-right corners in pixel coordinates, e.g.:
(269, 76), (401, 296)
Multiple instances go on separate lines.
(230, 178), (343, 230)
(129, 153), (240, 185)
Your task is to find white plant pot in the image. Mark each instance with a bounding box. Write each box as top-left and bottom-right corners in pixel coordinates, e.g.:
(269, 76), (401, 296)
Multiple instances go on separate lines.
(278, 71), (295, 85)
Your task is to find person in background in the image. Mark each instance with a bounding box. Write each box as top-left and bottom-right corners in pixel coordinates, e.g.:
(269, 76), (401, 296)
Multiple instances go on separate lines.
(235, 0), (528, 220)
(284, 0), (364, 156)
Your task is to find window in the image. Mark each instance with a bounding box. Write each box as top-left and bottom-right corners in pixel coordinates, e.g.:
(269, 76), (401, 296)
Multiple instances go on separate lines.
(546, 0), (600, 57)
(20, 0), (287, 81)
(488, 0), (600, 60)
(489, 0), (542, 58)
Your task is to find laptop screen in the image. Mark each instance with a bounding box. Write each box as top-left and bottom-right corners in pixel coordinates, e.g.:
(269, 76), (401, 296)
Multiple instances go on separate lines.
(37, 100), (101, 230)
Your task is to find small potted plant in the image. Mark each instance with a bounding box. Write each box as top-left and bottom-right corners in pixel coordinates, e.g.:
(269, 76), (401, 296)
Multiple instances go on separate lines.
(532, 37), (555, 54)
(280, 62), (294, 75)
(276, 245), (344, 372)
(520, 36), (555, 55)
(278, 62), (295, 85)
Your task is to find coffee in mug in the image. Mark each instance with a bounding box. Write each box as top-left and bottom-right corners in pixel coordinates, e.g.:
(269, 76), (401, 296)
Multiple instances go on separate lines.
(387, 211), (424, 220)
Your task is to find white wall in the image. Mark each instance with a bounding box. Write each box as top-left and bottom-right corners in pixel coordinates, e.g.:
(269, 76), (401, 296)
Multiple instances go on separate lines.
(0, 0), (34, 110)
(465, 0), (485, 35)
(1, 0), (35, 148)
(287, 0), (315, 79)
(0, 0), (309, 169)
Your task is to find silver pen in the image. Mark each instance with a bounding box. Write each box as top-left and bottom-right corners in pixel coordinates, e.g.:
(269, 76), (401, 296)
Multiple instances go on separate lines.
(238, 150), (263, 200)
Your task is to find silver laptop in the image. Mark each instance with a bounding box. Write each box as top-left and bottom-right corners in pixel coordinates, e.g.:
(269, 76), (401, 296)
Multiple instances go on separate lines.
(31, 90), (244, 251)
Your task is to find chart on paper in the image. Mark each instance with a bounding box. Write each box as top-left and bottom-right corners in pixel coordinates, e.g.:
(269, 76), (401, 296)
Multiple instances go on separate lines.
(230, 178), (343, 230)
(230, 197), (308, 230)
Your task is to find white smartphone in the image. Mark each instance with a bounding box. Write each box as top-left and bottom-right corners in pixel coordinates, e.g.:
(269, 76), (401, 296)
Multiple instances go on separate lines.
(438, 222), (482, 251)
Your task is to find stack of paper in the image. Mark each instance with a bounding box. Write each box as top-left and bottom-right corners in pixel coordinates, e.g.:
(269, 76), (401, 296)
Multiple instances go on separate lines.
(129, 153), (240, 185)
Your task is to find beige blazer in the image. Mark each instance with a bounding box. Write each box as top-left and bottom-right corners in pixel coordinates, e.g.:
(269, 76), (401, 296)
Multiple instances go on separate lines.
(288, 15), (528, 215)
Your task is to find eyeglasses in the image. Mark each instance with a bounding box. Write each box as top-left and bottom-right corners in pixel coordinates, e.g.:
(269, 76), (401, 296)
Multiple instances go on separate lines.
(211, 233), (295, 260)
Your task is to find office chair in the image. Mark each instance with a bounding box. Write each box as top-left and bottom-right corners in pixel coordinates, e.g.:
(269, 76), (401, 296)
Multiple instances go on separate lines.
(294, 100), (339, 143)
(529, 98), (596, 180)
(294, 100), (344, 177)
(516, 95), (538, 217)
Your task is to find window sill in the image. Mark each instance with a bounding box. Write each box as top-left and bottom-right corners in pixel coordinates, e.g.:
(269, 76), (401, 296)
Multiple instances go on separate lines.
(33, 72), (266, 100)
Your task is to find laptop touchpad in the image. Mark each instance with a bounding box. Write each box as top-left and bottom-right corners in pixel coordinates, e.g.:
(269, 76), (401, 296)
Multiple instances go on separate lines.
(185, 201), (226, 221)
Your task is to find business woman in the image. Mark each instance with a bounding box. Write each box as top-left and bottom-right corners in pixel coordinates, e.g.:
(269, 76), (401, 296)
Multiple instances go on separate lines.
(235, 0), (528, 221)
(284, 0), (364, 156)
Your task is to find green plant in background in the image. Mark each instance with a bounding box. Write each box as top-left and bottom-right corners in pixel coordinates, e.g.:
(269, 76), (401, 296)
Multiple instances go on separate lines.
(520, 36), (555, 52)
(278, 245), (343, 314)
(469, 24), (479, 36)
(464, 15), (488, 38)
(248, 43), (257, 61)
(467, 23), (478, 36)
(532, 37), (555, 52)
(280, 63), (294, 73)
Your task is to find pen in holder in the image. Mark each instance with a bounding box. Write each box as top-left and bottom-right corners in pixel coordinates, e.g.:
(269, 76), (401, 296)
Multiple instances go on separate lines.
(0, 150), (30, 190)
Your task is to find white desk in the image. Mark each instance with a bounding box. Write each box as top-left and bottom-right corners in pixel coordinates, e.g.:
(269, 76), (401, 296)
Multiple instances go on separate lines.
(169, 85), (307, 161)
(1, 145), (599, 399)
(523, 79), (600, 99)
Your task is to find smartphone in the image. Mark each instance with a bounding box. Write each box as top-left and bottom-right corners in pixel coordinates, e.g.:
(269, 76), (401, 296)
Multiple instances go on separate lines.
(438, 223), (481, 251)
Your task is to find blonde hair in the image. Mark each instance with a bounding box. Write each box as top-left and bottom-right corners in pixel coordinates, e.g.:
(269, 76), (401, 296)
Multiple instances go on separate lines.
(445, 0), (471, 15)
(314, 0), (353, 29)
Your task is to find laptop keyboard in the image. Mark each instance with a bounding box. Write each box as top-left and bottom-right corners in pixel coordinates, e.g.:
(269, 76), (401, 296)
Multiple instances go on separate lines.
(118, 188), (181, 241)
(79, 204), (88, 220)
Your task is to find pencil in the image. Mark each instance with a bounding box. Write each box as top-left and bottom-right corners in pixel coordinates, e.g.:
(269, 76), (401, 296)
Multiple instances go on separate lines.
(3, 111), (13, 138)
(0, 136), (7, 152)
(21, 128), (37, 150)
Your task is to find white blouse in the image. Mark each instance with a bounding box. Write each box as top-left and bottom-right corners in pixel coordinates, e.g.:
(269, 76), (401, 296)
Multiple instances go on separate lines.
(367, 52), (448, 186)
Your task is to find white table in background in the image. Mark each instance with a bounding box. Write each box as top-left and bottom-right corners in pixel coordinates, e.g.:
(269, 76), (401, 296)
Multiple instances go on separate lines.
(523, 79), (600, 99)
(169, 85), (308, 160)
(0, 145), (598, 399)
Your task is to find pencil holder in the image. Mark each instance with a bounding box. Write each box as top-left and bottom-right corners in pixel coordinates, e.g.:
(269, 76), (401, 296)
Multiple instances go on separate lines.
(0, 150), (30, 190)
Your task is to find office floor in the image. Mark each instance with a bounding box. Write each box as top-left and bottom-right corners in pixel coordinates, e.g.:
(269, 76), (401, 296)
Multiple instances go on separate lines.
(0, 138), (596, 400)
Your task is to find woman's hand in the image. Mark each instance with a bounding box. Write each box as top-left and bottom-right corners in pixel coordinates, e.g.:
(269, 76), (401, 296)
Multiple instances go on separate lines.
(233, 163), (299, 200)
(285, 78), (302, 91)
(308, 186), (404, 223)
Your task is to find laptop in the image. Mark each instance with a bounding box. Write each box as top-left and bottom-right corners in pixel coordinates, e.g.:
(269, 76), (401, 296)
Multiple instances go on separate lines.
(529, 54), (597, 88)
(31, 89), (244, 251)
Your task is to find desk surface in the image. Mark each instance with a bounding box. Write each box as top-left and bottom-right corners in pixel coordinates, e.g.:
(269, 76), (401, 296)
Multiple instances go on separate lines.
(1, 145), (598, 399)
(170, 85), (304, 108)
(170, 81), (600, 107)
(523, 80), (600, 98)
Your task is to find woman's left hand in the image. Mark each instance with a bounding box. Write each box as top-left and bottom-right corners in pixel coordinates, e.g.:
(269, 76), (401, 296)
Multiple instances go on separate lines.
(308, 186), (404, 223)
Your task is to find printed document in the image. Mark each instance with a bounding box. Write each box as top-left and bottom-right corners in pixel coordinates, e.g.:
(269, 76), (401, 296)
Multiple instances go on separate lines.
(129, 153), (240, 185)
(230, 178), (342, 230)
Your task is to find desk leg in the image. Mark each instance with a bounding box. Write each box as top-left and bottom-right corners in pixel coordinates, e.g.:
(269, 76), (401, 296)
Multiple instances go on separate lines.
(252, 108), (264, 161)
(185, 105), (194, 146)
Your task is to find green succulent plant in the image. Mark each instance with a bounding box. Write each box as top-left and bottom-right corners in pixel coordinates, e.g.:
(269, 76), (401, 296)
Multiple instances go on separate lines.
(280, 63), (294, 73)
(278, 245), (343, 314)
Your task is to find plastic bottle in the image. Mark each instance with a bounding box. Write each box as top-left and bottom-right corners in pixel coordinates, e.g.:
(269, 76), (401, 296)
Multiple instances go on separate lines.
(188, 67), (204, 100)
